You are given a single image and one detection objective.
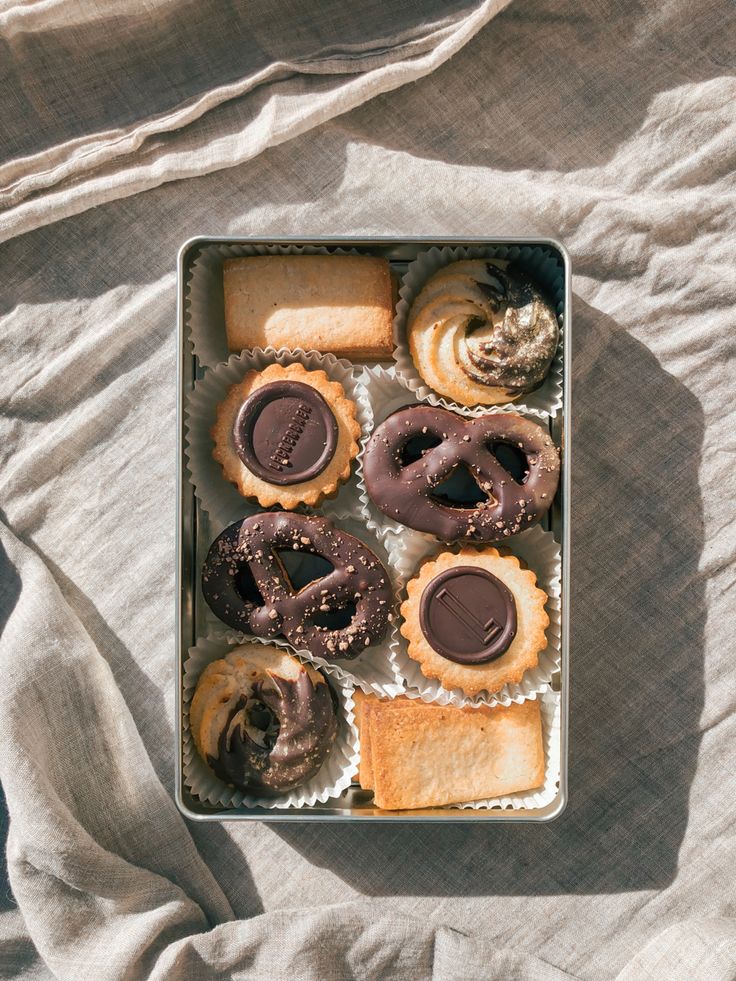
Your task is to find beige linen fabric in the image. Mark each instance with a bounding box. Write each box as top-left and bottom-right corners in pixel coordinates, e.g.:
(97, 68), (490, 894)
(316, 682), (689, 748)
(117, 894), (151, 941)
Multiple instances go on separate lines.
(0, 0), (509, 243)
(1, 0), (736, 979)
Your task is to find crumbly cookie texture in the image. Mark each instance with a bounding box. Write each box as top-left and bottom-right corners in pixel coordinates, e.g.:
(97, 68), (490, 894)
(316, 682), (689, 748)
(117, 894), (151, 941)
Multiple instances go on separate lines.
(364, 697), (544, 810)
(406, 259), (559, 406)
(211, 362), (360, 509)
(354, 693), (419, 791)
(353, 690), (374, 790)
(400, 547), (549, 697)
(223, 255), (394, 360)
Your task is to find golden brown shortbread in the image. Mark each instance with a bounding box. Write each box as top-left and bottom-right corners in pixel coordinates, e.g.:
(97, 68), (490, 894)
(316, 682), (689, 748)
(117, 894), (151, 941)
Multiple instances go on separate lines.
(353, 691), (372, 789)
(370, 698), (544, 810)
(355, 694), (420, 791)
(223, 255), (394, 360)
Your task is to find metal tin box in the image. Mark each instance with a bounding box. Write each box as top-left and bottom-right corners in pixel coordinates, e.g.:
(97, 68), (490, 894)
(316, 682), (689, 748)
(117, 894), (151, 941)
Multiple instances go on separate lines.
(176, 237), (570, 822)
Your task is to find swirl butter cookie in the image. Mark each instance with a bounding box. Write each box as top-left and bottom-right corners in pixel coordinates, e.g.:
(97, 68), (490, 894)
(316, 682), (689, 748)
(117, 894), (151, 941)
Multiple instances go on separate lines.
(406, 260), (559, 406)
(211, 362), (361, 509)
(190, 644), (337, 795)
(400, 547), (549, 697)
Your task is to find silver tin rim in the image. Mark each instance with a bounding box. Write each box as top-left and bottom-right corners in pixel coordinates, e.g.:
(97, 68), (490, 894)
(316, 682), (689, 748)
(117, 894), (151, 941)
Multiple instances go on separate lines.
(176, 236), (571, 822)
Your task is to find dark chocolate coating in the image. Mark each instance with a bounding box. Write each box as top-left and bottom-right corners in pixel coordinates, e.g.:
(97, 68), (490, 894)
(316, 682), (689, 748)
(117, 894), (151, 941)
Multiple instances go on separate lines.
(206, 671), (337, 794)
(363, 404), (560, 542)
(233, 380), (338, 485)
(460, 263), (559, 395)
(201, 512), (392, 660)
(419, 566), (516, 664)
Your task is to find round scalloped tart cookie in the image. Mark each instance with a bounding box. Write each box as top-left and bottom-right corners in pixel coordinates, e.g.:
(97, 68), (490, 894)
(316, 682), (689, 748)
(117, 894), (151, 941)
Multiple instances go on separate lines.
(211, 361), (361, 509)
(400, 547), (549, 697)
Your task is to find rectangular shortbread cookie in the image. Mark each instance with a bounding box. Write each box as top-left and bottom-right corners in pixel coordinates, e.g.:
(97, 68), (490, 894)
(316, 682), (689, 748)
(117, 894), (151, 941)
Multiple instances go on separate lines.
(355, 694), (420, 791)
(369, 699), (544, 810)
(223, 255), (394, 360)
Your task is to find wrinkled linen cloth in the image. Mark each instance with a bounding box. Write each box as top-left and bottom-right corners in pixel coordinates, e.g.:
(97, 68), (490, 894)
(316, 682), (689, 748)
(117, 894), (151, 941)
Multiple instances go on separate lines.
(1, 0), (736, 978)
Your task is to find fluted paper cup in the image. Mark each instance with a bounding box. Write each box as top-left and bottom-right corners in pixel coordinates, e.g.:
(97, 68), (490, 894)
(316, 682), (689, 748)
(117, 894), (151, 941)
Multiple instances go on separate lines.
(185, 347), (372, 529)
(388, 524), (562, 708)
(358, 364), (548, 540)
(184, 241), (366, 368)
(202, 513), (407, 699)
(447, 689), (560, 810)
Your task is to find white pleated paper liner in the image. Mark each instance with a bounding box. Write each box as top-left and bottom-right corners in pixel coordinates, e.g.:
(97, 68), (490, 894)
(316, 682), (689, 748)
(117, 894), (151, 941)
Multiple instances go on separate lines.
(182, 635), (359, 809)
(202, 513), (407, 699)
(184, 242), (367, 368)
(388, 524), (562, 708)
(184, 348), (373, 529)
(392, 245), (564, 418)
(447, 689), (561, 811)
(357, 364), (554, 539)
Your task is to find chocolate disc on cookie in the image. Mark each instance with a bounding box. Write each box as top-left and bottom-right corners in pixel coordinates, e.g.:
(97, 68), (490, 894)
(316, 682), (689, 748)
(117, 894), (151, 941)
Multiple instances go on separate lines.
(400, 547), (549, 697)
(233, 380), (338, 485)
(210, 362), (361, 510)
(419, 566), (516, 665)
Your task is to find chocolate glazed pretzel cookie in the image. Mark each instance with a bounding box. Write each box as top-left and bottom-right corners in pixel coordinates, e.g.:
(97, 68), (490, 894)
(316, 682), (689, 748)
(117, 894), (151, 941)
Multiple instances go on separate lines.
(363, 405), (560, 541)
(202, 512), (392, 660)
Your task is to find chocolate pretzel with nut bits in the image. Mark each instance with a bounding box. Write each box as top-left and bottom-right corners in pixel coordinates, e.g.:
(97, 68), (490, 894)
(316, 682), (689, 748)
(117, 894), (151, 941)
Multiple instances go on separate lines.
(202, 512), (392, 660)
(363, 405), (560, 542)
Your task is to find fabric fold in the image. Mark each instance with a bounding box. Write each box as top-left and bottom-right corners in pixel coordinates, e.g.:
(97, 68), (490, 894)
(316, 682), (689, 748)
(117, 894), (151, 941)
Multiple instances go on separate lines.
(0, 522), (232, 975)
(0, 0), (511, 244)
(0, 527), (569, 981)
(2, 0), (735, 976)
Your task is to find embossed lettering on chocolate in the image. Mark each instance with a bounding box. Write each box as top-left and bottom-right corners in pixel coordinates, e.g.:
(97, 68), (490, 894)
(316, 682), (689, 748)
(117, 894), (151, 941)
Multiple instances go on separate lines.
(201, 512), (393, 660)
(363, 404), (560, 542)
(419, 566), (517, 664)
(233, 379), (338, 485)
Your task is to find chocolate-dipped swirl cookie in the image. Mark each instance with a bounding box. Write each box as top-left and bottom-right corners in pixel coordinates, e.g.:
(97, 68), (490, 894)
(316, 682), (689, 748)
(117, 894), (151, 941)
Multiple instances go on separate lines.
(363, 404), (560, 542)
(407, 260), (559, 406)
(190, 644), (337, 794)
(201, 512), (392, 660)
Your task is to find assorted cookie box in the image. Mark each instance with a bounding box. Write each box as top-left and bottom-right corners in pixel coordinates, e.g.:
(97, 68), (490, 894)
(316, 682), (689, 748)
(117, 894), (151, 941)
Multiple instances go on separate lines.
(176, 238), (570, 821)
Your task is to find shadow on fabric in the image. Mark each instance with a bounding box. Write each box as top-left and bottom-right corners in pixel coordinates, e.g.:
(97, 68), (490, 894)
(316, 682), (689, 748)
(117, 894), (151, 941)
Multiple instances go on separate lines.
(273, 296), (706, 896)
(0, 0), (482, 165)
(0, 540), (22, 911)
(0, 530), (267, 919)
(0, 538), (22, 642)
(331, 0), (734, 175)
